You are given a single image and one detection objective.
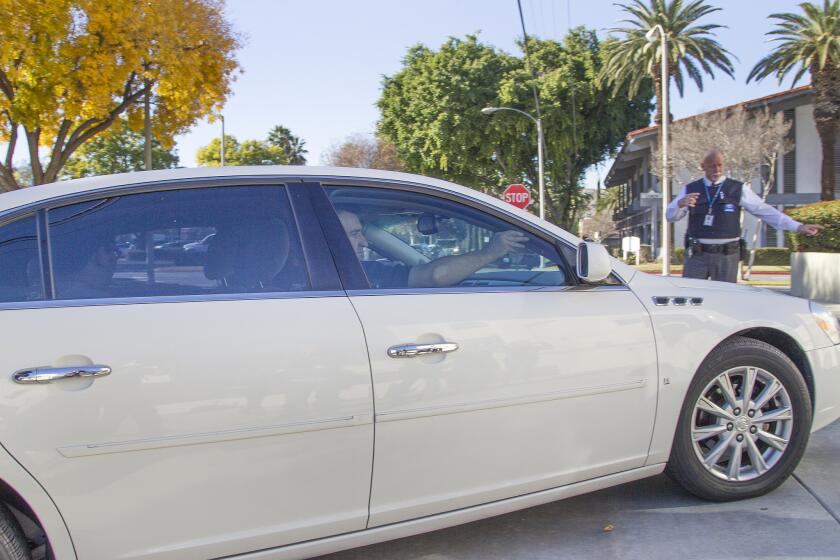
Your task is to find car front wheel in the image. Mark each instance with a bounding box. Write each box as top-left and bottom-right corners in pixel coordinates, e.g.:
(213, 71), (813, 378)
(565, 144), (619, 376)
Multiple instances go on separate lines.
(667, 336), (812, 501)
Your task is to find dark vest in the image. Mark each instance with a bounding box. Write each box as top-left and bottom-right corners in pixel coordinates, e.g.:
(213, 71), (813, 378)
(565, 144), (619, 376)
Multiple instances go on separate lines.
(686, 178), (743, 239)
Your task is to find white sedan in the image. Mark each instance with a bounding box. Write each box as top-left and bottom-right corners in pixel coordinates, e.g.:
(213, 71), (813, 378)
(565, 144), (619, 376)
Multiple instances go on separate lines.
(0, 167), (837, 560)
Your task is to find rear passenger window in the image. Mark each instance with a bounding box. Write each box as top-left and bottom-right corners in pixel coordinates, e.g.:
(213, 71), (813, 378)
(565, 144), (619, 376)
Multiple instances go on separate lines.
(49, 186), (310, 300)
(0, 215), (42, 303)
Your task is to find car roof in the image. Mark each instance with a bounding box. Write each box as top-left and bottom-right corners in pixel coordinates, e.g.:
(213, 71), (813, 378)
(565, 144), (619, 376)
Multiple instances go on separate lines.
(0, 166), (466, 210)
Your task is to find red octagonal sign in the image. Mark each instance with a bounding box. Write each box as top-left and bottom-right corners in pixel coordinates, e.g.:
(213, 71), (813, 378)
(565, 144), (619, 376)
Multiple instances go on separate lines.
(502, 184), (531, 209)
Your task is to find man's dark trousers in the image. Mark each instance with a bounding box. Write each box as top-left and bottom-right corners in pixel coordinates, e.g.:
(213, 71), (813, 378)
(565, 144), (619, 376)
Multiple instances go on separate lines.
(683, 248), (739, 282)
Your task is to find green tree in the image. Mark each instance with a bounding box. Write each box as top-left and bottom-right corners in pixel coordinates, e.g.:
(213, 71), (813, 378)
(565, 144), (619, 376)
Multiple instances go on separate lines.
(377, 31), (652, 228)
(196, 135), (289, 166)
(495, 31), (654, 226)
(0, 0), (241, 191)
(61, 120), (179, 179)
(378, 36), (517, 188)
(600, 0), (734, 160)
(748, 0), (840, 201)
(267, 125), (308, 165)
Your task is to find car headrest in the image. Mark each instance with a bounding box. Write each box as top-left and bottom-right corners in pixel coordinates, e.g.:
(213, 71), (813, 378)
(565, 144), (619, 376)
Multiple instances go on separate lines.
(204, 219), (291, 289)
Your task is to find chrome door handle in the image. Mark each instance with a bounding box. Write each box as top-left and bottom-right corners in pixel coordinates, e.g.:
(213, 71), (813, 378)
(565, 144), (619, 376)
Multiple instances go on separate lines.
(387, 343), (459, 358)
(13, 365), (112, 384)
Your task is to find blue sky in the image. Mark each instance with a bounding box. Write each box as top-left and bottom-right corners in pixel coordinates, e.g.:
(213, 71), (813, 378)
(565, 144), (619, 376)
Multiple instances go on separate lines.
(10, 0), (809, 187)
(173, 0), (807, 187)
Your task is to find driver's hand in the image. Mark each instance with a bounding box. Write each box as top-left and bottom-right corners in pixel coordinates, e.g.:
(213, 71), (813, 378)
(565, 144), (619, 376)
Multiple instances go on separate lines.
(487, 230), (528, 259)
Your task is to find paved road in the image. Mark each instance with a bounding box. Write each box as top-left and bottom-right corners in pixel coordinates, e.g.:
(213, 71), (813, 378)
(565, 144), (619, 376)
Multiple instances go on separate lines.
(318, 420), (840, 560)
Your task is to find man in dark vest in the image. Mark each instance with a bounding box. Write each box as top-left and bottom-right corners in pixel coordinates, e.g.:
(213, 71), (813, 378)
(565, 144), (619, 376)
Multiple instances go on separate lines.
(666, 150), (823, 282)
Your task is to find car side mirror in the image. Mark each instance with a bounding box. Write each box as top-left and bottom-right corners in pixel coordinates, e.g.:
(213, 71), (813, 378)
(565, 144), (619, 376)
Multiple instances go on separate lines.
(576, 242), (611, 283)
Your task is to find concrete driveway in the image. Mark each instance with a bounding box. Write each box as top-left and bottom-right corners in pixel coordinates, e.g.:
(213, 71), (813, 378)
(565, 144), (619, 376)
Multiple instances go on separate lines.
(318, 420), (840, 560)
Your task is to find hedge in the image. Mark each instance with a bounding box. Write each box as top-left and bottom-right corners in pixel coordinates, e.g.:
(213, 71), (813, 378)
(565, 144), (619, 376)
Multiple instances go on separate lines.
(785, 200), (840, 253)
(751, 247), (791, 265)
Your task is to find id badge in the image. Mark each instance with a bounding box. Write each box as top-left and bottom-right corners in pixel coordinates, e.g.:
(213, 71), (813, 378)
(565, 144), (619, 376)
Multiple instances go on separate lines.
(703, 214), (715, 227)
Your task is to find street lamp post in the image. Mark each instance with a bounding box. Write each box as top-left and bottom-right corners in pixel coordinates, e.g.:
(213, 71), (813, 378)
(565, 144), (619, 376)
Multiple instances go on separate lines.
(481, 106), (545, 220)
(646, 24), (670, 276)
(220, 114), (226, 167)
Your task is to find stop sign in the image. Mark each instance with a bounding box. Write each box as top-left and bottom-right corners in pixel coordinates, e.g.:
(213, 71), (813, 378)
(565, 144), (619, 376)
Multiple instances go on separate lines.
(502, 184), (531, 209)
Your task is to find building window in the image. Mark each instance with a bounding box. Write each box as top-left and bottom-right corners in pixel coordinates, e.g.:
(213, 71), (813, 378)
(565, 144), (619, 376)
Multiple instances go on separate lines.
(783, 109), (796, 194)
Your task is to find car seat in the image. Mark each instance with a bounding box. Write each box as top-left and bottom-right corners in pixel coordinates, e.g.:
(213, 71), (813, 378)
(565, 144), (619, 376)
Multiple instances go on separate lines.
(204, 219), (291, 291)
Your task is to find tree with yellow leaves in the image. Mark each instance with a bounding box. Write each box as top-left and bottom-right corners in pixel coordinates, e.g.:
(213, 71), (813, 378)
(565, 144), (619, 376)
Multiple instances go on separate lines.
(0, 0), (241, 191)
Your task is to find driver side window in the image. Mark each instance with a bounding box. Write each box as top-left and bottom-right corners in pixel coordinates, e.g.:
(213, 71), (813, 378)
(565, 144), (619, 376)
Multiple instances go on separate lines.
(326, 186), (571, 290)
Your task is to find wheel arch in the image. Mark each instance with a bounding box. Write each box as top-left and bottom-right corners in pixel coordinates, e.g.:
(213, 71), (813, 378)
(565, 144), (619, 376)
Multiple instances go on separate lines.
(722, 328), (815, 413)
(0, 477), (51, 549)
(0, 452), (75, 559)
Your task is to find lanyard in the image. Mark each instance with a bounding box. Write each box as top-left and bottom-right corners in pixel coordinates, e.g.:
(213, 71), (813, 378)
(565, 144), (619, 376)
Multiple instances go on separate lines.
(703, 181), (724, 214)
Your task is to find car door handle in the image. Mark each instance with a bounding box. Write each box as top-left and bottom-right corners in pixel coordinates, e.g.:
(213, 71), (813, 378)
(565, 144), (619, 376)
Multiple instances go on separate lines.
(387, 343), (459, 358)
(12, 365), (112, 385)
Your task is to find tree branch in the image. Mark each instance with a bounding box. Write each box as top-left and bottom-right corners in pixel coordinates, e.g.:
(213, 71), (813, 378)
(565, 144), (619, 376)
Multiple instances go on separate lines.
(44, 82), (147, 183)
(43, 119), (72, 181)
(0, 163), (19, 192)
(0, 68), (14, 101)
(3, 111), (17, 170)
(25, 128), (44, 185)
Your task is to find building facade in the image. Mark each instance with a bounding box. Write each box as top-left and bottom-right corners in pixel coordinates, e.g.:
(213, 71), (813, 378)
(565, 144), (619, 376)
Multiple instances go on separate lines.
(604, 85), (839, 256)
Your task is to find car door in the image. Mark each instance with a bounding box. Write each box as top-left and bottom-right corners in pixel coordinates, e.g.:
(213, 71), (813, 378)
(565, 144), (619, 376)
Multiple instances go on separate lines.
(317, 182), (658, 526)
(0, 182), (373, 559)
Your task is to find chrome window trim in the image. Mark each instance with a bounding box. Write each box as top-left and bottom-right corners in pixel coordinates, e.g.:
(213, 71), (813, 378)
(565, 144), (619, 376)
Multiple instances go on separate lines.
(0, 290), (347, 311)
(346, 284), (629, 297)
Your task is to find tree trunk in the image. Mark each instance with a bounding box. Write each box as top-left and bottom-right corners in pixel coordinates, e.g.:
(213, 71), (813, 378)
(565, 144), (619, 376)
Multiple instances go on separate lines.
(816, 125), (836, 201)
(0, 165), (18, 192)
(812, 64), (839, 201)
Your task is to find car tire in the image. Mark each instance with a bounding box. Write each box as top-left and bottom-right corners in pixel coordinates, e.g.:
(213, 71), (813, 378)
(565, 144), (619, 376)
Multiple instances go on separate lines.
(0, 503), (30, 560)
(666, 336), (812, 502)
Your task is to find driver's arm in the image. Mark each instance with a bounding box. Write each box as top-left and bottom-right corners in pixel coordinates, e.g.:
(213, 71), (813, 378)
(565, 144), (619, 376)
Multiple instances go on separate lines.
(407, 231), (528, 288)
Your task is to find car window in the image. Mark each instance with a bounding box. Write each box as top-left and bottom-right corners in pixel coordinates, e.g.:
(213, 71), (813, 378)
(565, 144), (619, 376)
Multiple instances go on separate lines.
(48, 185), (310, 300)
(325, 186), (572, 289)
(0, 215), (42, 303)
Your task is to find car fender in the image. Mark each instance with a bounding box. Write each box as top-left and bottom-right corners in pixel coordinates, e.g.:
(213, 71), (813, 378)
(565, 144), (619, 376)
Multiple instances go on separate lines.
(627, 273), (822, 465)
(0, 444), (75, 559)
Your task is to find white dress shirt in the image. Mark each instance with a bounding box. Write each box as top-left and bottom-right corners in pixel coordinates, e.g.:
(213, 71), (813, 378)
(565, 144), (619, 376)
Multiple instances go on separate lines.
(666, 176), (802, 244)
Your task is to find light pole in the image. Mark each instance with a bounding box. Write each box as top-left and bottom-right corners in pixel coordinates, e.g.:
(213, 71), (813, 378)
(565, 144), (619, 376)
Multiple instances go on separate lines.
(219, 114), (226, 166)
(481, 106), (545, 220)
(646, 24), (670, 276)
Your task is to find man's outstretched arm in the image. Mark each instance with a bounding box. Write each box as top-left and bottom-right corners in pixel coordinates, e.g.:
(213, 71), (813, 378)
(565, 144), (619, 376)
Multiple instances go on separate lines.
(407, 231), (528, 288)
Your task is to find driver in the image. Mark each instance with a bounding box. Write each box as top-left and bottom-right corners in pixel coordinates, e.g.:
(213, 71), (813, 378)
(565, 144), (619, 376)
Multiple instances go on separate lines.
(337, 209), (528, 289)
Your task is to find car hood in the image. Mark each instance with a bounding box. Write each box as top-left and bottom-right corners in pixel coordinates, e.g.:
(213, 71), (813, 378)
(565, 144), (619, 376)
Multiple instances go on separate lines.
(664, 276), (769, 294)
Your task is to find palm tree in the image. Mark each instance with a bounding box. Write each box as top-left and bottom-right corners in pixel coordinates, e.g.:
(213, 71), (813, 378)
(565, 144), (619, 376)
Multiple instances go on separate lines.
(267, 125), (308, 165)
(601, 0), (735, 145)
(748, 0), (840, 201)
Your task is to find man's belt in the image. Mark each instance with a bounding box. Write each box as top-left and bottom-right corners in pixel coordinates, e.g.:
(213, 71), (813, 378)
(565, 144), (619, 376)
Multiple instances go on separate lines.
(690, 239), (740, 255)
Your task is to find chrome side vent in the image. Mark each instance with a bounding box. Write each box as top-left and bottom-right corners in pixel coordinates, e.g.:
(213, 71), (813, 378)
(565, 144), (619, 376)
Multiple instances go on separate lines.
(652, 296), (704, 307)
